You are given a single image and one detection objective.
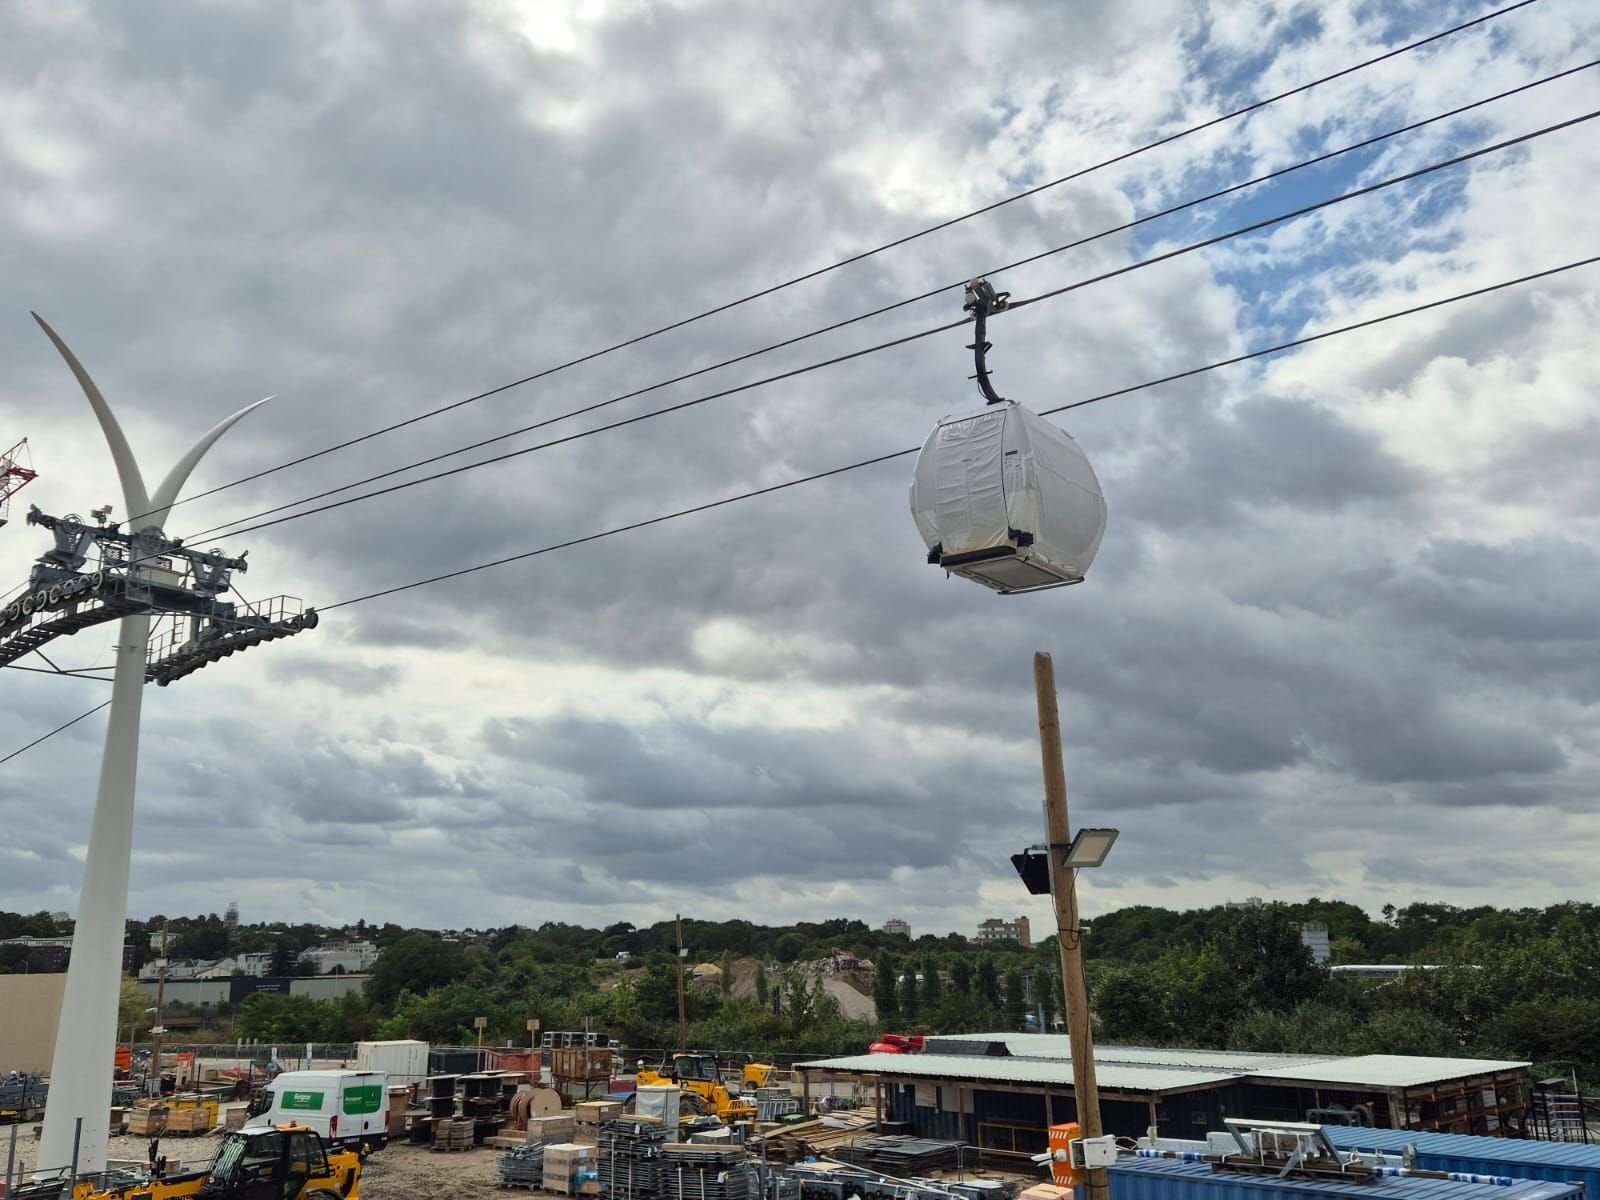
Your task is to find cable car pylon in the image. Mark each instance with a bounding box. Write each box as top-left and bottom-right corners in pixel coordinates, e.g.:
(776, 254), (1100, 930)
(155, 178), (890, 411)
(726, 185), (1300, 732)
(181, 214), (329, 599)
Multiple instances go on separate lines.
(18, 315), (316, 1178)
(910, 277), (1107, 594)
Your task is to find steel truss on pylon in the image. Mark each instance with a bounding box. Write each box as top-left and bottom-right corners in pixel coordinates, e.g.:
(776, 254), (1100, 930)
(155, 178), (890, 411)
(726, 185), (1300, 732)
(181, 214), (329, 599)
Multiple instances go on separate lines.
(0, 505), (315, 684)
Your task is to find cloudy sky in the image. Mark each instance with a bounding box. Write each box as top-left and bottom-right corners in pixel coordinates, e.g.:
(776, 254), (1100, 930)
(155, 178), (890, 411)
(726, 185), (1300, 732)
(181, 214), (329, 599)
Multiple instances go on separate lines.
(1, 0), (1597, 941)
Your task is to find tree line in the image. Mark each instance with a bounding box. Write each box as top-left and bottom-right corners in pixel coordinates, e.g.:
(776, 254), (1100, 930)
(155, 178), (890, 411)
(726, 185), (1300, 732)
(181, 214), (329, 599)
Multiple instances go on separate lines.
(8, 900), (1600, 1078)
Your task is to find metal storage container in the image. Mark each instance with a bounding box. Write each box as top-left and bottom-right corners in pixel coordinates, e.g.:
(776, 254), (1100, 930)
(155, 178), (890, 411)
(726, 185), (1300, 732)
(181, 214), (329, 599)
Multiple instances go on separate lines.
(1107, 1156), (1583, 1200)
(1325, 1128), (1600, 1199)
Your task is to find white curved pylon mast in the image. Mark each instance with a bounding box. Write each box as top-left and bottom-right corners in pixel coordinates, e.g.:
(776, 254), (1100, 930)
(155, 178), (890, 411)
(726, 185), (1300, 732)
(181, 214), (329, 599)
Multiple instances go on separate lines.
(31, 314), (268, 1178)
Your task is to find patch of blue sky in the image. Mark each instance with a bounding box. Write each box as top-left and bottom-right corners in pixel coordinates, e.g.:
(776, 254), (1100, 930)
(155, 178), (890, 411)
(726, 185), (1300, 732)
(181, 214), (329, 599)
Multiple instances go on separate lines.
(1182, 5), (1329, 109)
(1203, 164), (1473, 344)
(1118, 105), (1497, 342)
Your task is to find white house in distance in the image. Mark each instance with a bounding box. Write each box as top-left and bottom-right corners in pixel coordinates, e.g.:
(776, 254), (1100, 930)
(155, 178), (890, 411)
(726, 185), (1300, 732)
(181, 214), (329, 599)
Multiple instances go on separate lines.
(298, 941), (379, 975)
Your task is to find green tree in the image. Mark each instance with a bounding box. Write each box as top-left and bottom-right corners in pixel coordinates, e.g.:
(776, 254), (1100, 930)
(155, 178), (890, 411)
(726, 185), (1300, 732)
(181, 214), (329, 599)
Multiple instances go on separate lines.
(1217, 905), (1328, 1012)
(974, 956), (999, 1009)
(774, 933), (806, 963)
(874, 951), (899, 1021)
(1004, 968), (1027, 1031)
(366, 934), (469, 1006)
(921, 955), (944, 1007)
(898, 964), (919, 1022)
(755, 962), (769, 1007)
(949, 957), (973, 995)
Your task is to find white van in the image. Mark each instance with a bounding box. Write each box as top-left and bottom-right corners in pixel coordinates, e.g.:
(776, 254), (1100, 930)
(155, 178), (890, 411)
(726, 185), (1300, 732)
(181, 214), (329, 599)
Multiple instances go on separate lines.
(244, 1069), (389, 1150)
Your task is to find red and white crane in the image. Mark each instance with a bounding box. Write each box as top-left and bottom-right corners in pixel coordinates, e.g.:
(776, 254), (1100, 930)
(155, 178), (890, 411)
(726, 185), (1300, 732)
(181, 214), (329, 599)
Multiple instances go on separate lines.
(0, 437), (39, 528)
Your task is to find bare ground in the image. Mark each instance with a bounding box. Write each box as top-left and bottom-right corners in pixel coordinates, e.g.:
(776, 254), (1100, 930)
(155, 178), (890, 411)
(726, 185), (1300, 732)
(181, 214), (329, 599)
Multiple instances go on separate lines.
(87, 1132), (505, 1200)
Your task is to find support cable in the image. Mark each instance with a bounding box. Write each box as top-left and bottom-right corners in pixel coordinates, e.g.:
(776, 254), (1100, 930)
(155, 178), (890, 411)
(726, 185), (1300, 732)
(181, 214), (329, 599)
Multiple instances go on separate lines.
(0, 701), (110, 764)
(129, 0), (1545, 528)
(190, 110), (1599, 545)
(184, 59), (1594, 543)
(318, 254), (1598, 613)
(7, 253), (1595, 764)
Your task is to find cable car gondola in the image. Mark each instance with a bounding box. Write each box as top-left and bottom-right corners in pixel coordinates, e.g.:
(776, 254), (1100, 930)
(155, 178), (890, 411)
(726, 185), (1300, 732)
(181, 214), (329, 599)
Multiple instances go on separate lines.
(910, 279), (1107, 594)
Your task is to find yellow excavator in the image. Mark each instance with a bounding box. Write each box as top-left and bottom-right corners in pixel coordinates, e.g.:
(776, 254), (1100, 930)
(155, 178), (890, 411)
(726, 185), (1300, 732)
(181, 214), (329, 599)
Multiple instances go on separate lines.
(22, 1124), (362, 1200)
(634, 1054), (773, 1122)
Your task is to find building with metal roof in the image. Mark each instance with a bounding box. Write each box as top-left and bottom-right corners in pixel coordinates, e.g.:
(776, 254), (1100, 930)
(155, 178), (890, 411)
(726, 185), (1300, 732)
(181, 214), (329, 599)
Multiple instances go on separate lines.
(794, 1035), (1532, 1165)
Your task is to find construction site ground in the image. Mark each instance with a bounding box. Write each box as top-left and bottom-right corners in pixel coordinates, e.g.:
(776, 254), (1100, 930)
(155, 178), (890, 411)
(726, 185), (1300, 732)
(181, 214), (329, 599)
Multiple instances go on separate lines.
(89, 1131), (1037, 1200)
(99, 1134), (504, 1200)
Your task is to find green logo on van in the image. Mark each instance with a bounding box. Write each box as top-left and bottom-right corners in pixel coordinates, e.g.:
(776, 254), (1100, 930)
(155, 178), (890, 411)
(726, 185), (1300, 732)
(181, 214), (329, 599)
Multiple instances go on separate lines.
(342, 1086), (383, 1115)
(281, 1091), (325, 1111)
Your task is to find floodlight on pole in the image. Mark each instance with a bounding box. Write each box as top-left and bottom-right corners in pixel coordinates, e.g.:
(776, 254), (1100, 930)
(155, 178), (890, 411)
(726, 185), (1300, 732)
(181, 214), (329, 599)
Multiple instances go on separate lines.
(19, 316), (316, 1178)
(1064, 827), (1119, 869)
(1010, 828), (1120, 895)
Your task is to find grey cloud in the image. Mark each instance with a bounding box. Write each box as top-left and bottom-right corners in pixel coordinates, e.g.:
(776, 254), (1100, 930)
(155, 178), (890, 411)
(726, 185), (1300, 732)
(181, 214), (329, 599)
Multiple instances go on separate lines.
(2, 0), (1597, 932)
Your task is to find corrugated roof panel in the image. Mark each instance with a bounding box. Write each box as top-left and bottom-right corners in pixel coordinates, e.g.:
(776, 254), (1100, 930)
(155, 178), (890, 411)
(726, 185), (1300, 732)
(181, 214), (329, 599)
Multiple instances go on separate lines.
(934, 1035), (1337, 1072)
(1247, 1055), (1530, 1088)
(795, 1053), (1239, 1094)
(1107, 1156), (1581, 1200)
(1325, 1127), (1600, 1196)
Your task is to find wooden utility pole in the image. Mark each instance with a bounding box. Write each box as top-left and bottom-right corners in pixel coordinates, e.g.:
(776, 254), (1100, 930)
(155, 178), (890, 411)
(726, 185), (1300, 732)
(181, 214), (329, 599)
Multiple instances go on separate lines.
(675, 915), (688, 1053)
(1034, 652), (1108, 1200)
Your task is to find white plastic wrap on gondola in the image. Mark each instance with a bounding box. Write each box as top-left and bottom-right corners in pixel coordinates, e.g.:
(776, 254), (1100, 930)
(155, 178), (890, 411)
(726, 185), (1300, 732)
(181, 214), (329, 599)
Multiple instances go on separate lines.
(910, 402), (1106, 593)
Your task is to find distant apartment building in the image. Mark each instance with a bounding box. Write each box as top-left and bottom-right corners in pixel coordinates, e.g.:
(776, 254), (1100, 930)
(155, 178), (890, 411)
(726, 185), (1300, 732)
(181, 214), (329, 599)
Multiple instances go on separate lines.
(973, 916), (1032, 949)
(3, 934), (136, 972)
(298, 940), (379, 975)
(882, 918), (911, 938)
(0, 936), (74, 972)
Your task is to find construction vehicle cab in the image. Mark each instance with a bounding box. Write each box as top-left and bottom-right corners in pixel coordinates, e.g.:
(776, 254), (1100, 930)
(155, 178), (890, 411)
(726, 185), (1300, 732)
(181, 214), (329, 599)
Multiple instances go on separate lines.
(63, 1125), (359, 1200)
(635, 1055), (754, 1122)
(202, 1126), (343, 1200)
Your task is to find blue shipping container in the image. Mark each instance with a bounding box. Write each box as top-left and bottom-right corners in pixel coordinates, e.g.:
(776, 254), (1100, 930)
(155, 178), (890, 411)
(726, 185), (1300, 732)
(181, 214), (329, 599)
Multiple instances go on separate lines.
(1326, 1128), (1600, 1199)
(1108, 1156), (1583, 1200)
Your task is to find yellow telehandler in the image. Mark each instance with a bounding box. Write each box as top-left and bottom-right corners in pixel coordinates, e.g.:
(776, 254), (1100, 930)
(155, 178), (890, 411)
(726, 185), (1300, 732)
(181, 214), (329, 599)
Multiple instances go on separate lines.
(22, 1124), (362, 1200)
(634, 1054), (773, 1123)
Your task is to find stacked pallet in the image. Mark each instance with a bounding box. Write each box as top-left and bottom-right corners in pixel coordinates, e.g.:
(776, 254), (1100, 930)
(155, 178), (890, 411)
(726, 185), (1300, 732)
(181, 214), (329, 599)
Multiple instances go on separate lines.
(432, 1117), (475, 1151)
(758, 1111), (878, 1163)
(497, 1142), (546, 1189)
(830, 1135), (965, 1175)
(526, 1113), (577, 1145)
(662, 1143), (757, 1200)
(543, 1143), (597, 1195)
(597, 1119), (670, 1200)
